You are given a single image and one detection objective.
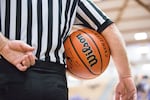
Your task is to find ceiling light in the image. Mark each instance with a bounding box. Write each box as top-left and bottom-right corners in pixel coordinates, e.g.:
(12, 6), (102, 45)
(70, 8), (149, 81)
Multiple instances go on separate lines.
(134, 32), (148, 40)
(142, 64), (150, 71)
(137, 46), (149, 54)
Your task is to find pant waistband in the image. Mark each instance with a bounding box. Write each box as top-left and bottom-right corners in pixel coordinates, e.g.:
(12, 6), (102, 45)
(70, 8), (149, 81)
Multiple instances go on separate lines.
(0, 57), (66, 75)
(29, 60), (66, 75)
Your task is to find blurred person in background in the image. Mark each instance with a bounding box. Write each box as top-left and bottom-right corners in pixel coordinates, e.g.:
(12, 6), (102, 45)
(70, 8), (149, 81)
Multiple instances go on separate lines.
(137, 75), (150, 100)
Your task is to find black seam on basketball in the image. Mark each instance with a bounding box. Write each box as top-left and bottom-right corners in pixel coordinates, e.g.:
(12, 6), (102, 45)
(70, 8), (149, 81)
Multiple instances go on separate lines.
(79, 29), (103, 73)
(69, 36), (99, 75)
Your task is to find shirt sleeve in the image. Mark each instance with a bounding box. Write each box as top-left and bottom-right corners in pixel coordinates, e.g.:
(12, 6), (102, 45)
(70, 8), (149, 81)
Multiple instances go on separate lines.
(74, 0), (113, 33)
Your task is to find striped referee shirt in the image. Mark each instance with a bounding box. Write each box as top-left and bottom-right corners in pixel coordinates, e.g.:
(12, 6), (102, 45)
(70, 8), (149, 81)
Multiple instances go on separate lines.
(0, 0), (113, 64)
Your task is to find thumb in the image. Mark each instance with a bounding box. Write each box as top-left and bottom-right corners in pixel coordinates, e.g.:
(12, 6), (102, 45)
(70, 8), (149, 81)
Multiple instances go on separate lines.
(115, 82), (123, 100)
(10, 40), (34, 52)
(115, 85), (121, 100)
(19, 43), (34, 52)
(115, 92), (120, 100)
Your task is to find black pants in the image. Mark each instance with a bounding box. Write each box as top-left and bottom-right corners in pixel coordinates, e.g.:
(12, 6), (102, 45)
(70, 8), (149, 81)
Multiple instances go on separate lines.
(0, 58), (68, 100)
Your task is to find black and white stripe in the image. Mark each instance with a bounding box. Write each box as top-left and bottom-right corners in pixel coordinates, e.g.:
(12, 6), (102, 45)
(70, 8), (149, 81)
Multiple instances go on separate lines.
(75, 0), (113, 32)
(0, 0), (113, 64)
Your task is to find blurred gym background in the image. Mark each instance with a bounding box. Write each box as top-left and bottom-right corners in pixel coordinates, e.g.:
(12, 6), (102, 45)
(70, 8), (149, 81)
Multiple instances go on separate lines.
(67, 0), (150, 100)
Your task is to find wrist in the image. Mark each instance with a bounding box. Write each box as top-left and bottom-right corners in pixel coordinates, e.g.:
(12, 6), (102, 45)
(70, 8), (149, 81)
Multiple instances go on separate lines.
(119, 74), (132, 80)
(117, 65), (132, 80)
(0, 34), (9, 53)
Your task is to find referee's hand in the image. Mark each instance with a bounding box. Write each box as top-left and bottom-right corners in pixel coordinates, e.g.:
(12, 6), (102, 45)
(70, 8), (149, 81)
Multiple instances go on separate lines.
(0, 40), (36, 71)
(115, 76), (137, 100)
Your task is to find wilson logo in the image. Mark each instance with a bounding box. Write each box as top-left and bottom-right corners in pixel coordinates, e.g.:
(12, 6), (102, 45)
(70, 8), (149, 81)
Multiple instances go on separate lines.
(76, 33), (97, 67)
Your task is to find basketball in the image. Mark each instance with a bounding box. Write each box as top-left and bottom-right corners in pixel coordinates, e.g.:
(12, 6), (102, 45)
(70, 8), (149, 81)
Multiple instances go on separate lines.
(64, 28), (111, 79)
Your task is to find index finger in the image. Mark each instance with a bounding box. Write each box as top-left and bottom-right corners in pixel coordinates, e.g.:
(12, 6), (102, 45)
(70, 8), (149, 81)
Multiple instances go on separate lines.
(16, 63), (28, 71)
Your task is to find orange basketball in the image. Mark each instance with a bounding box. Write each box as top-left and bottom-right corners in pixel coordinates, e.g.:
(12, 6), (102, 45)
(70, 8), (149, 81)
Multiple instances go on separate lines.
(64, 28), (110, 79)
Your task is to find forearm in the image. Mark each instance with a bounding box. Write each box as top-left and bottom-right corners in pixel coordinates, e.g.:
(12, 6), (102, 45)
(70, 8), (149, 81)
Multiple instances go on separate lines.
(102, 23), (131, 78)
(0, 33), (8, 53)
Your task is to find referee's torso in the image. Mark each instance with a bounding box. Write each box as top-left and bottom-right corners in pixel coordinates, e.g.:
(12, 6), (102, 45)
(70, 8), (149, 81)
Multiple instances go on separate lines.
(0, 0), (113, 64)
